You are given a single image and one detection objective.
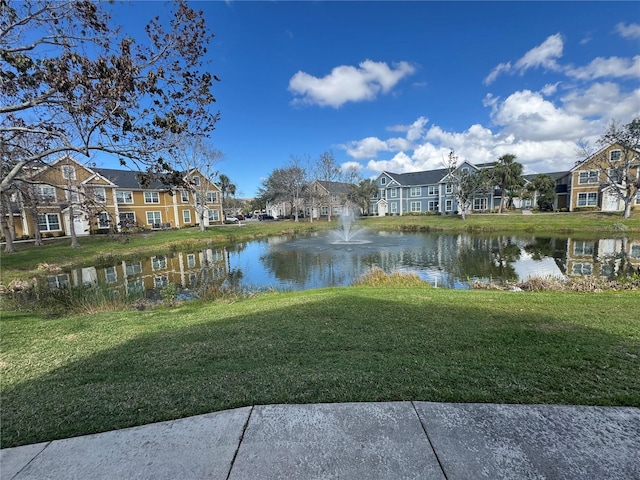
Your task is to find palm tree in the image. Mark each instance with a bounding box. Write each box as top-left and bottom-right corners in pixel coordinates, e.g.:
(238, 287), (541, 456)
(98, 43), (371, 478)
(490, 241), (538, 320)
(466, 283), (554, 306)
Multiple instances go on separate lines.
(218, 174), (236, 213)
(492, 154), (524, 213)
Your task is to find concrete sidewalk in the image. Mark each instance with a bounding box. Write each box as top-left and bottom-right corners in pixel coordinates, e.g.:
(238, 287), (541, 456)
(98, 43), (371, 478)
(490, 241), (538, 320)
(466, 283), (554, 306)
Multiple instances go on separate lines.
(2, 402), (639, 479)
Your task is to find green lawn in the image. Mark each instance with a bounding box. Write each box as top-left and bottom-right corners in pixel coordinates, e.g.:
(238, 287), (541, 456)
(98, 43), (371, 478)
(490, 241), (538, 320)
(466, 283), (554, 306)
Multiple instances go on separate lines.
(2, 287), (639, 448)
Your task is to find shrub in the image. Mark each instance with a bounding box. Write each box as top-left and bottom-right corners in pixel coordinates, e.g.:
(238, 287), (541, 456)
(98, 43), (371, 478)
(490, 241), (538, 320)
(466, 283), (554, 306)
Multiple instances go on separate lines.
(353, 267), (428, 287)
(612, 222), (629, 232)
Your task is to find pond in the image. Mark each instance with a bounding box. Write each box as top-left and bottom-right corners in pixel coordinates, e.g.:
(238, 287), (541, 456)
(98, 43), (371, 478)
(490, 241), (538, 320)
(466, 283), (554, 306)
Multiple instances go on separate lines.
(41, 231), (640, 298)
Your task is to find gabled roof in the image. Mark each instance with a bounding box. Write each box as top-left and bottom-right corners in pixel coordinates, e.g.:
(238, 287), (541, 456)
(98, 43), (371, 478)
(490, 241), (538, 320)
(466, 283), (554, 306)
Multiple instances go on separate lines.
(384, 168), (449, 186)
(570, 142), (640, 172)
(94, 168), (170, 190)
(523, 171), (571, 182)
(315, 180), (353, 195)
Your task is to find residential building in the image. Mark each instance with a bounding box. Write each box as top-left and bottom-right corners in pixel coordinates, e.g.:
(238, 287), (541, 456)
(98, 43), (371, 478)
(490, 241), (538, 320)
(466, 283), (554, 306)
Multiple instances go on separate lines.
(569, 142), (640, 212)
(371, 161), (496, 216)
(307, 180), (353, 219)
(5, 156), (223, 238)
(519, 172), (572, 210)
(265, 180), (355, 220)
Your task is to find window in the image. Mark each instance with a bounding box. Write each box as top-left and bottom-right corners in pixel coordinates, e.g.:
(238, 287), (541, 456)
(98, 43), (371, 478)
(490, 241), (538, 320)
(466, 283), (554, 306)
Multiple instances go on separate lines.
(331, 194), (338, 202)
(187, 254), (196, 268)
(578, 170), (599, 184)
(390, 188), (397, 198)
(154, 276), (169, 288)
(181, 190), (189, 202)
(104, 266), (117, 283)
(473, 198), (487, 211)
(390, 203), (398, 213)
(144, 191), (160, 203)
(47, 274), (70, 289)
(332, 206), (340, 215)
(93, 187), (106, 203)
(410, 201), (421, 212)
(125, 261), (142, 276)
(61, 165), (76, 180)
(192, 176), (201, 186)
(461, 167), (469, 174)
(206, 191), (217, 203)
(445, 200), (453, 212)
(36, 186), (56, 202)
(146, 211), (161, 225)
(116, 191), (133, 204)
(127, 278), (144, 294)
(610, 150), (621, 162)
(577, 192), (598, 207)
(321, 206), (329, 216)
(427, 186), (438, 196)
(445, 184), (453, 194)
(608, 169), (623, 184)
(380, 177), (387, 185)
(630, 244), (640, 259)
(410, 187), (421, 197)
(97, 212), (110, 228)
(207, 209), (219, 222)
(183, 209), (191, 223)
(428, 200), (439, 211)
(37, 213), (61, 231)
(119, 212), (136, 228)
(572, 262), (592, 276)
(66, 188), (80, 203)
(151, 255), (167, 270)
(573, 241), (594, 256)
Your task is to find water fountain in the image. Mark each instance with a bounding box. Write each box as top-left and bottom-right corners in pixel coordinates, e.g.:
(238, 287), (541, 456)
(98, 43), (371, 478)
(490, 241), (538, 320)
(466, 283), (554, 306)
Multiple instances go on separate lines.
(329, 205), (371, 245)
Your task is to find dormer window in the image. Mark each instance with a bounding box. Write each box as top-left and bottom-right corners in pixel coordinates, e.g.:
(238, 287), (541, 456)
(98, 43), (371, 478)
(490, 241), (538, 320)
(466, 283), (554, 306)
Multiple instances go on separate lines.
(610, 150), (621, 162)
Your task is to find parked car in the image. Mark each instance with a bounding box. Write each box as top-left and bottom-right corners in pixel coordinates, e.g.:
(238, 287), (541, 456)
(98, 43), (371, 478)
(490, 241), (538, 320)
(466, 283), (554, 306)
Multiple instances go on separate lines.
(224, 216), (239, 223)
(234, 214), (245, 221)
(257, 214), (275, 221)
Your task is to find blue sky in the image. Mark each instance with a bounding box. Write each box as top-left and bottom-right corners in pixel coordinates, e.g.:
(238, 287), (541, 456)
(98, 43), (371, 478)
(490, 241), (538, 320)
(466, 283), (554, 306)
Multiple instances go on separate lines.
(107, 1), (640, 198)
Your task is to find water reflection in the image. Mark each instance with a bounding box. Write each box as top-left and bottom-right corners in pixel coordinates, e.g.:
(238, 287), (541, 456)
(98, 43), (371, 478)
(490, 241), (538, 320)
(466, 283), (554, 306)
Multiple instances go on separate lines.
(44, 233), (640, 296)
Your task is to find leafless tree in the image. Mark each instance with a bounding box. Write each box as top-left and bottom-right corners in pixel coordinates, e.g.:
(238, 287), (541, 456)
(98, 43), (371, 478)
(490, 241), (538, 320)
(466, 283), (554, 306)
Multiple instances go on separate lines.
(592, 118), (640, 218)
(1, 0), (220, 196)
(168, 136), (223, 232)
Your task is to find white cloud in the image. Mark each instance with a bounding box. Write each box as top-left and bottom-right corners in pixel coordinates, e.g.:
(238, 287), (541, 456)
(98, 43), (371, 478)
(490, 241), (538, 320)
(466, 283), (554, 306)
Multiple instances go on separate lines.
(366, 151), (416, 173)
(340, 161), (363, 173)
(490, 90), (586, 141)
(514, 33), (563, 72)
(344, 137), (391, 159)
(484, 34), (563, 84)
(565, 55), (640, 80)
(562, 83), (640, 121)
(616, 22), (640, 39)
(484, 62), (511, 85)
(406, 116), (428, 141)
(288, 60), (415, 108)
(540, 82), (560, 96)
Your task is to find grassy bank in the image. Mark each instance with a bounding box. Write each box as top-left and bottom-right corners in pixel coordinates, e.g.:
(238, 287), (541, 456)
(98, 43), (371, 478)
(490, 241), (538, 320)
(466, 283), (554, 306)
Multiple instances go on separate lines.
(1, 212), (639, 285)
(2, 287), (639, 447)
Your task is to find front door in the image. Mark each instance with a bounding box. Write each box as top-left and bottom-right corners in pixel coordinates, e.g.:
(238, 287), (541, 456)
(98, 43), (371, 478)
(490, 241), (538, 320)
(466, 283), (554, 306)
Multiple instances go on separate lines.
(377, 199), (388, 217)
(73, 214), (85, 234)
(605, 192), (619, 211)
